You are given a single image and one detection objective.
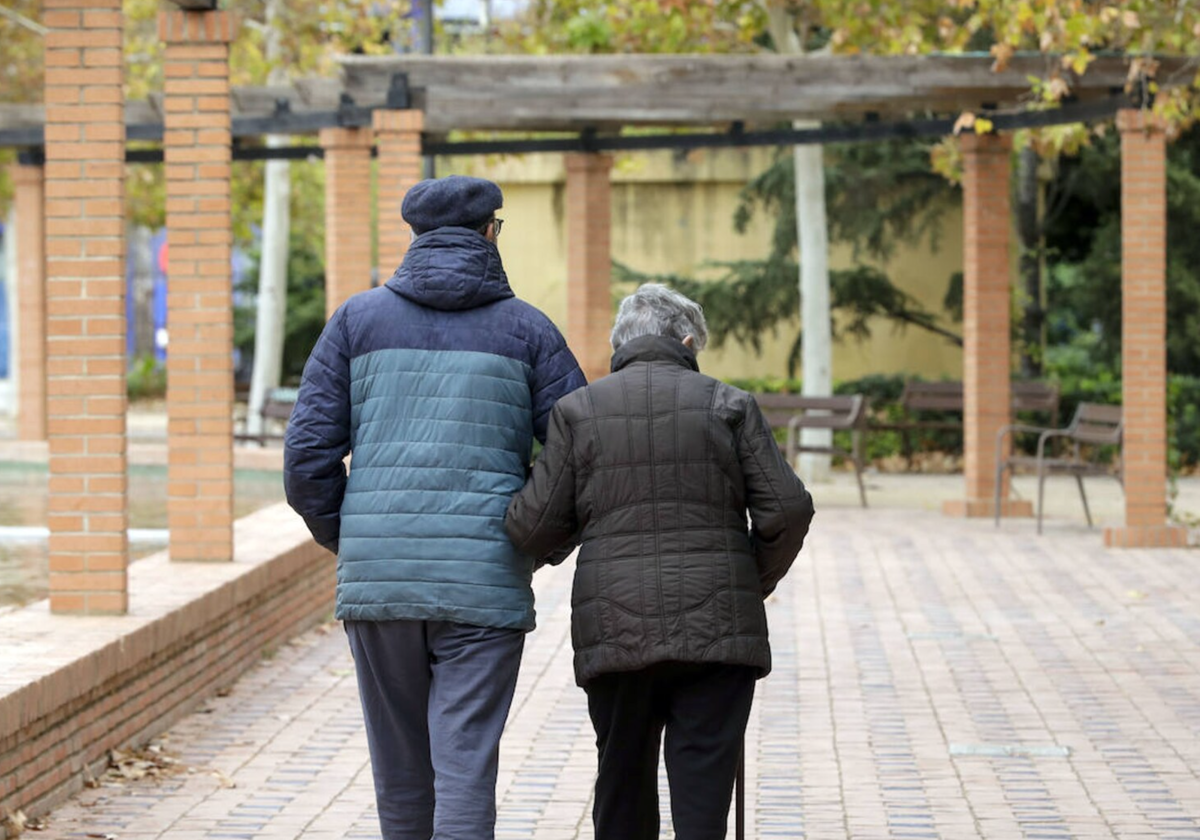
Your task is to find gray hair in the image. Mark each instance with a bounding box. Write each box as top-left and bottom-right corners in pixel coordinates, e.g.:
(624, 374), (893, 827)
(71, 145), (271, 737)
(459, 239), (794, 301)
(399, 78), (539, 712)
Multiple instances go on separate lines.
(611, 283), (708, 352)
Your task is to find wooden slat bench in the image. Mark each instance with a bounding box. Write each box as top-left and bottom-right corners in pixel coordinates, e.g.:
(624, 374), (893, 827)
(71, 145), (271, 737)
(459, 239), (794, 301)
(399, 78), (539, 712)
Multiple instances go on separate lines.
(873, 380), (1060, 462)
(235, 386), (298, 446)
(752, 393), (870, 507)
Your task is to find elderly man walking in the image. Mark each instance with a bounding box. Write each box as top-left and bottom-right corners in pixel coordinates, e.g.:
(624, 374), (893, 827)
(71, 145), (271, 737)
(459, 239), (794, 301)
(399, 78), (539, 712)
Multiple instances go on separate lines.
(506, 284), (814, 840)
(284, 175), (585, 840)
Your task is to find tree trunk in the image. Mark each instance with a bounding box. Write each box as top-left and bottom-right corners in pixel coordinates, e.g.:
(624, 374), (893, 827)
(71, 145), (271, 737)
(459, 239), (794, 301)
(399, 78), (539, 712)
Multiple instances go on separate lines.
(245, 0), (291, 437)
(794, 139), (833, 481)
(1017, 144), (1043, 379)
(765, 5), (833, 481)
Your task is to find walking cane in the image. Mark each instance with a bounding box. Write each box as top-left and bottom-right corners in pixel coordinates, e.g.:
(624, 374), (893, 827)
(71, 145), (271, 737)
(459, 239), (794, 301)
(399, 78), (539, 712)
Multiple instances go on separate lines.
(735, 739), (745, 840)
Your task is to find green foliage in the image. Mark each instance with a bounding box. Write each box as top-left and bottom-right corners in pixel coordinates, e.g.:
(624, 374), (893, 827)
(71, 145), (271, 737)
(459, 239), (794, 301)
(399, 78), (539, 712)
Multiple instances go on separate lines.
(500, 1), (765, 54)
(615, 138), (961, 376)
(1045, 125), (1200, 378)
(737, 141), (953, 264)
(235, 231), (327, 386)
(126, 354), (167, 401)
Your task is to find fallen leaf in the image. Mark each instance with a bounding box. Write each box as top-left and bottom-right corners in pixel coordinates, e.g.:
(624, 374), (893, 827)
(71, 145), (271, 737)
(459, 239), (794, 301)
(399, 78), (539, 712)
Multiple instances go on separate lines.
(209, 769), (237, 789)
(1127, 589), (1148, 600)
(973, 117), (995, 135)
(953, 112), (976, 135)
(2, 809), (28, 837)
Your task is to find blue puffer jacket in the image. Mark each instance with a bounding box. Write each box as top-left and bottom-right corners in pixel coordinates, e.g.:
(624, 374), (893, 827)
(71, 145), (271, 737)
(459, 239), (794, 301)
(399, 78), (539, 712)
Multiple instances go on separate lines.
(284, 227), (586, 631)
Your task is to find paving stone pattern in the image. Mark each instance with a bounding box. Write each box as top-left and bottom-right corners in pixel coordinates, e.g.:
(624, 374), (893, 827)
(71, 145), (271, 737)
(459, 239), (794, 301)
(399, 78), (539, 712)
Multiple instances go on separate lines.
(32, 509), (1200, 839)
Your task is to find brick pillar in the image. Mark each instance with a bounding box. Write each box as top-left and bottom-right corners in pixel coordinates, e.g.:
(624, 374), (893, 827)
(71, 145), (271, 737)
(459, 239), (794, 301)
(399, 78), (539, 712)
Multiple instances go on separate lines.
(1104, 111), (1187, 548)
(944, 134), (1031, 519)
(565, 153), (614, 383)
(320, 127), (374, 318)
(43, 1), (128, 615)
(161, 9), (238, 562)
(10, 163), (46, 441)
(373, 110), (424, 281)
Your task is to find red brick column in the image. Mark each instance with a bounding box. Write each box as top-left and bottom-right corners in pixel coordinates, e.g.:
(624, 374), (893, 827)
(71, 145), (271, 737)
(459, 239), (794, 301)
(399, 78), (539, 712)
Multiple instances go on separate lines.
(320, 127), (374, 318)
(373, 110), (424, 280)
(43, 1), (128, 614)
(161, 9), (238, 563)
(565, 153), (613, 383)
(1104, 111), (1187, 548)
(10, 163), (46, 441)
(944, 134), (1031, 519)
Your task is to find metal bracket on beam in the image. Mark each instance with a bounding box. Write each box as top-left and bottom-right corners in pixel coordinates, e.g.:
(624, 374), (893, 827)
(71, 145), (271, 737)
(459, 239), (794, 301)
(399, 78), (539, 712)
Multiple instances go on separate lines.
(335, 92), (374, 128)
(579, 127), (599, 153)
(1128, 74), (1155, 109)
(16, 148), (44, 167)
(387, 73), (412, 110)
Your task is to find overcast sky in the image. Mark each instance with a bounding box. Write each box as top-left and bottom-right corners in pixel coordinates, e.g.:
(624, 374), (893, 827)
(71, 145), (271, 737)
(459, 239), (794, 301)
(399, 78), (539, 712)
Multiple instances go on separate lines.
(439, 0), (530, 21)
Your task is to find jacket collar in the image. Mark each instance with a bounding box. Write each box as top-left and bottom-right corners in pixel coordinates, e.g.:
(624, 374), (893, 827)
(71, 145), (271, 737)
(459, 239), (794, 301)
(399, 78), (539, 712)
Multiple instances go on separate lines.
(610, 335), (700, 374)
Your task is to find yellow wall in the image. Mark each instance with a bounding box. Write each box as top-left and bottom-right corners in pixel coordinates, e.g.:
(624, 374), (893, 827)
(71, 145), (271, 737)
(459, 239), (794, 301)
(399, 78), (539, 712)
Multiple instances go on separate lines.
(437, 147), (964, 384)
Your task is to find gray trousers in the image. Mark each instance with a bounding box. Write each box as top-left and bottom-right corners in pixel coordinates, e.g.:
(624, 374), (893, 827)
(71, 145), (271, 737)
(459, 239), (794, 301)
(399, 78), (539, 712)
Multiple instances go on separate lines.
(345, 620), (525, 840)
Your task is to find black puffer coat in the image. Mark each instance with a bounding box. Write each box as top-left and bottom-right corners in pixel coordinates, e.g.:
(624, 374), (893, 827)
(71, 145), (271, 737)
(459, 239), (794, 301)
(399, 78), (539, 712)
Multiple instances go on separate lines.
(505, 335), (814, 686)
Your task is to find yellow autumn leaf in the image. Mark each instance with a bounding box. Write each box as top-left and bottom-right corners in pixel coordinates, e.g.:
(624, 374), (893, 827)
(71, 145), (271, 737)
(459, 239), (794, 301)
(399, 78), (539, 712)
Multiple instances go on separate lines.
(973, 117), (995, 134)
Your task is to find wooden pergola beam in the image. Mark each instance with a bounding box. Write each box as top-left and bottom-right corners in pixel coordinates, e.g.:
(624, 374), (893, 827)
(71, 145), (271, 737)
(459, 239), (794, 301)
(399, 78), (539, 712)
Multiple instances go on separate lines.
(0, 54), (1189, 141)
(339, 53), (1183, 130)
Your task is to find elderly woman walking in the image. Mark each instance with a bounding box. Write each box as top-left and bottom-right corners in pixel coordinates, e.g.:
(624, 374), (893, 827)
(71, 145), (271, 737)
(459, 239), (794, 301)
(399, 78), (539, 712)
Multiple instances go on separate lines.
(506, 284), (815, 840)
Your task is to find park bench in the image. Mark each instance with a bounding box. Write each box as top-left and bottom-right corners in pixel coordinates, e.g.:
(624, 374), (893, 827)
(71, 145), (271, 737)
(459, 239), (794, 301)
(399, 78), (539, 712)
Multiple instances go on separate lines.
(753, 393), (870, 507)
(235, 386), (298, 446)
(874, 380), (1060, 462)
(993, 402), (1123, 534)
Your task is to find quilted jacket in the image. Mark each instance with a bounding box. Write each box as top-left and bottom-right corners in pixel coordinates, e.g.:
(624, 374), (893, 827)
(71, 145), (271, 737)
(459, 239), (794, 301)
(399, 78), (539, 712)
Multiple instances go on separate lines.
(284, 227), (586, 631)
(505, 335), (814, 685)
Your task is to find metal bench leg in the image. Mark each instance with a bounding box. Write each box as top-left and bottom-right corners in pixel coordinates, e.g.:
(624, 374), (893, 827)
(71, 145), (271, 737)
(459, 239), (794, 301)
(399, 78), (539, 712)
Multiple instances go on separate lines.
(994, 460), (1005, 528)
(1075, 474), (1093, 528)
(853, 431), (868, 508)
(1037, 464), (1047, 535)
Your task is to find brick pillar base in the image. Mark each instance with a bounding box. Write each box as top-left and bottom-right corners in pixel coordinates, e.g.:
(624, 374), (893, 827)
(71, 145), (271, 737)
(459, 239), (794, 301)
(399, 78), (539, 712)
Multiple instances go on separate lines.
(943, 133), (1030, 520)
(161, 9), (238, 562)
(43, 1), (128, 614)
(374, 110), (424, 280)
(320, 127), (374, 318)
(10, 162), (46, 441)
(1102, 110), (1187, 549)
(565, 153), (614, 383)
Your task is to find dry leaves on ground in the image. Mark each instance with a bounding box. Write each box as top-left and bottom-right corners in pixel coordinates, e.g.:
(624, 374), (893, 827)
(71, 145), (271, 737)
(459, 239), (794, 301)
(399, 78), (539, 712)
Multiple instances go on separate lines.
(102, 743), (186, 785)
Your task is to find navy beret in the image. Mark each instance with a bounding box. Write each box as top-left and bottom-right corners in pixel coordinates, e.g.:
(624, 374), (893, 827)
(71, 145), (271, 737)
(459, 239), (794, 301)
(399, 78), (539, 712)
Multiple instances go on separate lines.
(401, 175), (504, 234)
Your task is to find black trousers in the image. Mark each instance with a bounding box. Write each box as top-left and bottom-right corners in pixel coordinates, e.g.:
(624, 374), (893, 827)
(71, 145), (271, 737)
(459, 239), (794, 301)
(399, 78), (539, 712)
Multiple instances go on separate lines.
(584, 662), (756, 840)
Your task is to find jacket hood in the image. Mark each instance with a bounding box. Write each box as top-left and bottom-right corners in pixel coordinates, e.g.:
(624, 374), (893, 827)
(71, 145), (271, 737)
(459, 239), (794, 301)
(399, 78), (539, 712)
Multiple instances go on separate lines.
(385, 227), (514, 311)
(610, 335), (700, 374)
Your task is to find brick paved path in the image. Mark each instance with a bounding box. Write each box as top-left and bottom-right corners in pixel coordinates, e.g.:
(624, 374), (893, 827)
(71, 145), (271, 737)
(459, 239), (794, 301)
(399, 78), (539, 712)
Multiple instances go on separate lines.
(32, 509), (1200, 839)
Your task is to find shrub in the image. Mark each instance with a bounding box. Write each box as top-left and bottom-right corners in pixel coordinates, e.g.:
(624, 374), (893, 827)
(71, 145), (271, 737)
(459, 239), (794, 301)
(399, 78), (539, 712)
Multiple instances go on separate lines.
(127, 354), (167, 401)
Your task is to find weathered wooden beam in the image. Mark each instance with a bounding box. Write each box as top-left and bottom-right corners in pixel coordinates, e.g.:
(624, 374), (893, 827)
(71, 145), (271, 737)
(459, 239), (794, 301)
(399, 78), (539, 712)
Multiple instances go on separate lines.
(339, 53), (1186, 131)
(1, 53), (1189, 144)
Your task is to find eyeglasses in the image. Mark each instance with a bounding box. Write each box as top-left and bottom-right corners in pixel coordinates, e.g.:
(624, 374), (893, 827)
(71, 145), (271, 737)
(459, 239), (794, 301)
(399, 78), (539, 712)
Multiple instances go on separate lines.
(492, 217), (504, 237)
